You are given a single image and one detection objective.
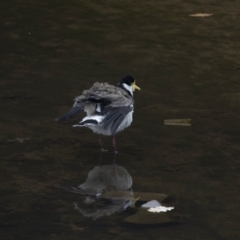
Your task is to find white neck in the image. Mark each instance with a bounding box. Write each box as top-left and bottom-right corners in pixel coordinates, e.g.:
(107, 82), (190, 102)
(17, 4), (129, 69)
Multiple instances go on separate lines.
(122, 83), (133, 96)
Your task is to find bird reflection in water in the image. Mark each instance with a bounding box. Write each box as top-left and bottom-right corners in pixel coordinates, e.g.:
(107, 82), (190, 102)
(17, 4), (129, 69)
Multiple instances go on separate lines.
(56, 155), (134, 220)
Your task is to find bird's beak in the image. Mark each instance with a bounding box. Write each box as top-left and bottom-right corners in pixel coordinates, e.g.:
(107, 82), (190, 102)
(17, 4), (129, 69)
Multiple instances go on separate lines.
(132, 81), (141, 91)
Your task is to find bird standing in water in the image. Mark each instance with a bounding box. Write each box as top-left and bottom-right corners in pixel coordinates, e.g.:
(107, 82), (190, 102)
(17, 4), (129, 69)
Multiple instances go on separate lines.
(55, 75), (140, 153)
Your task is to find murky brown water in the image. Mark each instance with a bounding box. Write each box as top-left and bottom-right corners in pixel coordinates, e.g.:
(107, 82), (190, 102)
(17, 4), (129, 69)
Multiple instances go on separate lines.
(1, 0), (240, 239)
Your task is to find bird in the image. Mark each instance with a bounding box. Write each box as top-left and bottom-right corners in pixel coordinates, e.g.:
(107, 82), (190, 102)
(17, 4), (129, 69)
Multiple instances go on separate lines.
(55, 75), (140, 153)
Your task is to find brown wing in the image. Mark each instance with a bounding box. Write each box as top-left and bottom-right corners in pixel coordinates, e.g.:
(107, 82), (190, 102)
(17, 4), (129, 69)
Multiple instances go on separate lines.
(74, 83), (133, 108)
(56, 82), (133, 122)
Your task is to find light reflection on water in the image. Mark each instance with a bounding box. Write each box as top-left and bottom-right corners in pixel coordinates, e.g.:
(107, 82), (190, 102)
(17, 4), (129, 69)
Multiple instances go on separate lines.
(56, 160), (133, 220)
(55, 154), (177, 227)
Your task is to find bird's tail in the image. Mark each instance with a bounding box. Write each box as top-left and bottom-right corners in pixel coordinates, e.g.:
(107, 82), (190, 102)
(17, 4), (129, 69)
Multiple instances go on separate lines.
(73, 115), (104, 127)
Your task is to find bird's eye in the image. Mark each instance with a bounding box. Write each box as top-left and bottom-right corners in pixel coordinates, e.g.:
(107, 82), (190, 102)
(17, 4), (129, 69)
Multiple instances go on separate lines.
(76, 101), (80, 103)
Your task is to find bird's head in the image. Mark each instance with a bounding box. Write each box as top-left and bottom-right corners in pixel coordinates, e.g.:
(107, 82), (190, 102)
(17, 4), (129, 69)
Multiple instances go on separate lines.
(118, 75), (140, 96)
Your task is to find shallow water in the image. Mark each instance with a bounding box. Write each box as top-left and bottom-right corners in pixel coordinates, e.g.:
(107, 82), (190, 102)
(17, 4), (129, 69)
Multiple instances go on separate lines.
(1, 0), (240, 239)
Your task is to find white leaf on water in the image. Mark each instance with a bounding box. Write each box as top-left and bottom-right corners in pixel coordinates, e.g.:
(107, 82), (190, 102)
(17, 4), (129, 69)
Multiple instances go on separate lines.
(148, 206), (174, 213)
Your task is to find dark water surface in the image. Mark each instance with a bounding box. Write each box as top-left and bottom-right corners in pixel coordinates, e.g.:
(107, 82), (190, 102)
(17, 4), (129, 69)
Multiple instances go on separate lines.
(1, 0), (240, 239)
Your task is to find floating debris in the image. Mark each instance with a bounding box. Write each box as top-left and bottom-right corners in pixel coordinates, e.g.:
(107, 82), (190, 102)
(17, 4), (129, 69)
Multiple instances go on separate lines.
(148, 206), (174, 213)
(123, 208), (174, 225)
(141, 200), (161, 208)
(142, 200), (174, 213)
(189, 13), (213, 17)
(7, 138), (31, 143)
(164, 119), (192, 126)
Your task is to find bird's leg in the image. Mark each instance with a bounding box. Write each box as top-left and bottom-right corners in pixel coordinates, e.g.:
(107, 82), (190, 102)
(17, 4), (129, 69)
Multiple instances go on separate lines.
(99, 134), (103, 151)
(113, 152), (117, 165)
(99, 134), (107, 152)
(113, 136), (117, 154)
(98, 151), (103, 165)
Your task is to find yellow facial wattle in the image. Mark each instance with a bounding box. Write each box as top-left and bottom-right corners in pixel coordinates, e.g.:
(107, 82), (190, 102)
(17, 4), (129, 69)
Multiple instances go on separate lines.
(132, 81), (141, 91)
